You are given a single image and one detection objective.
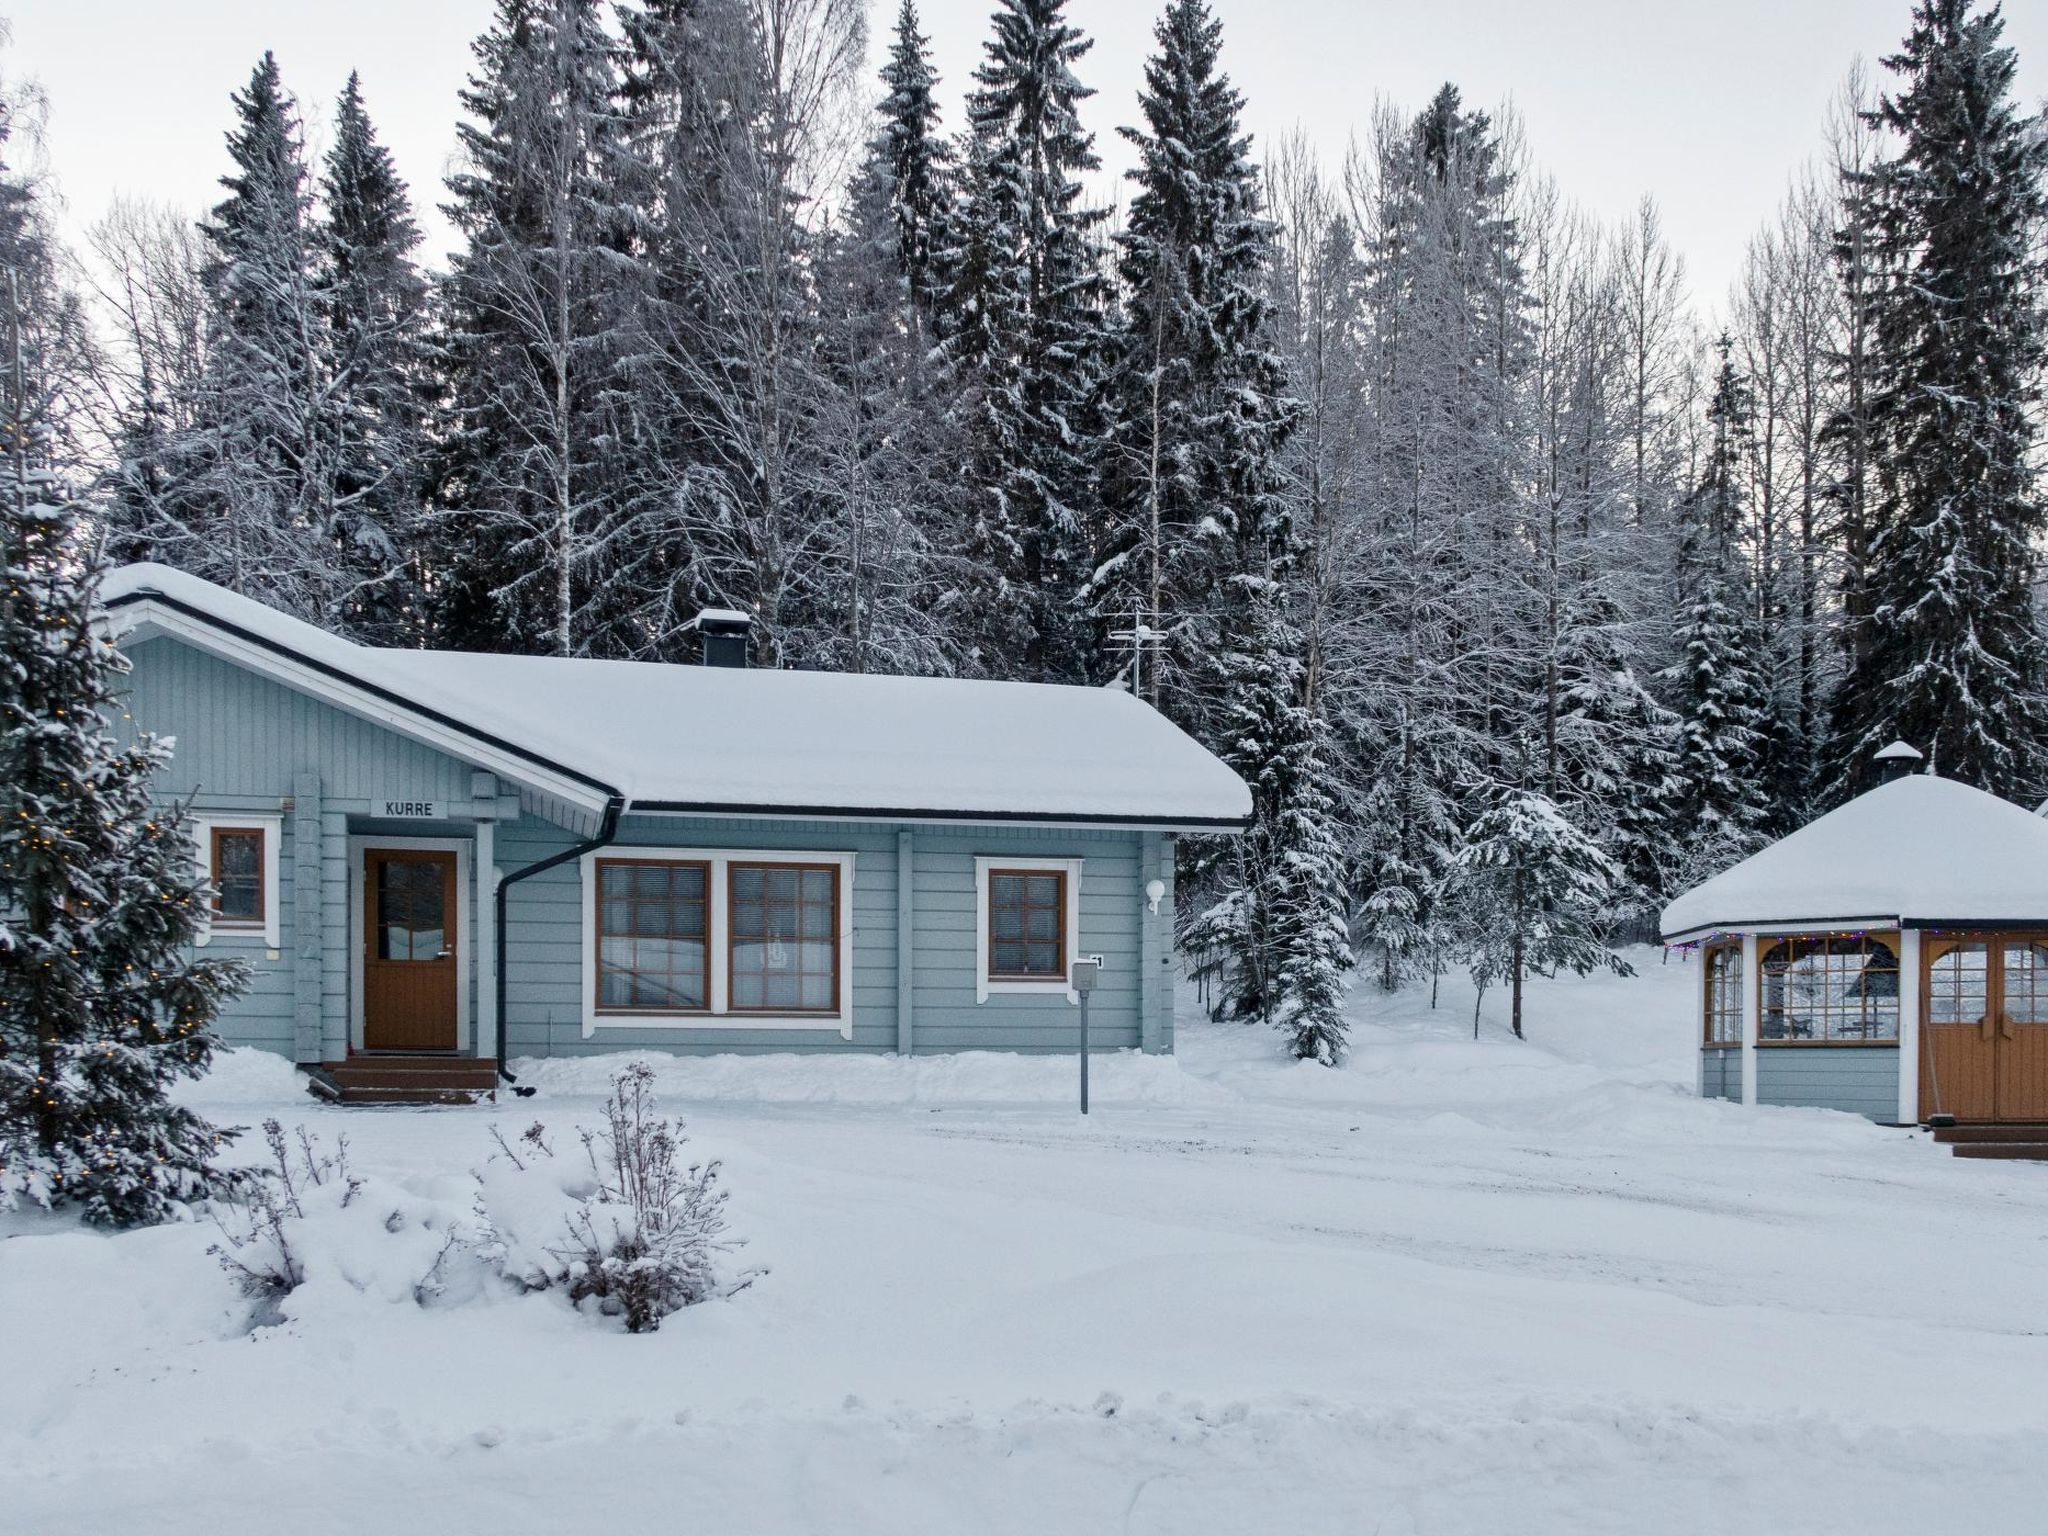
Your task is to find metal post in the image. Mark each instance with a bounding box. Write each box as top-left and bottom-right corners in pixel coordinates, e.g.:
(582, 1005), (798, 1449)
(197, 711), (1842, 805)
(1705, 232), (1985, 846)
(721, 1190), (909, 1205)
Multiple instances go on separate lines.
(1072, 955), (1102, 1115)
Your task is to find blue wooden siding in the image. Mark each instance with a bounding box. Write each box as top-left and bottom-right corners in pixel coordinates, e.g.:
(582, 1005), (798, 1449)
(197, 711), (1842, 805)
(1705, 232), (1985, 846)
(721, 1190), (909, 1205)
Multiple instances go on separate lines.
(1754, 1046), (1900, 1121)
(500, 814), (1159, 1058)
(203, 818), (296, 1056)
(125, 637), (482, 808)
(1699, 1047), (1740, 1101)
(124, 636), (486, 1062)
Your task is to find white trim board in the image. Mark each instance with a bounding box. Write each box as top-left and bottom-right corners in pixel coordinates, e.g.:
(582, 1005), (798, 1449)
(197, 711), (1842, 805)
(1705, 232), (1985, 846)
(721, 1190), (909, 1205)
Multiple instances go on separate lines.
(578, 845), (857, 1040)
(974, 855), (1085, 1005)
(191, 812), (283, 952)
(347, 835), (474, 1054)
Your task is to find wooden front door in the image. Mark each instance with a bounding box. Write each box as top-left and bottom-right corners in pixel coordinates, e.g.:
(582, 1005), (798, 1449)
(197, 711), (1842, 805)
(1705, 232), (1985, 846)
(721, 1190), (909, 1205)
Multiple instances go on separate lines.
(362, 848), (458, 1051)
(1921, 934), (2048, 1123)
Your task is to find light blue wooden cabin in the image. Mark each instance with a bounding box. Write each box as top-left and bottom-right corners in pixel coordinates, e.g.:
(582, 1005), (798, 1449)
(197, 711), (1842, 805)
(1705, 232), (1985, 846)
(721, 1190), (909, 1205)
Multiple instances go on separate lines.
(102, 565), (1249, 1100)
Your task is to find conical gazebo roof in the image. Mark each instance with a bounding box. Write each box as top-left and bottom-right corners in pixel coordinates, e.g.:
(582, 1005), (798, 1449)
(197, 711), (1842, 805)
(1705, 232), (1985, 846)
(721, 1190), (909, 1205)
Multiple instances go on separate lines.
(1661, 774), (2048, 942)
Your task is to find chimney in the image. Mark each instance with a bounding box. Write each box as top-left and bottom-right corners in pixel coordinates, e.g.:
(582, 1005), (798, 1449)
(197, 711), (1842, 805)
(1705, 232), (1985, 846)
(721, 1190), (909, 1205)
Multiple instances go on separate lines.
(689, 607), (752, 668)
(1874, 740), (1925, 785)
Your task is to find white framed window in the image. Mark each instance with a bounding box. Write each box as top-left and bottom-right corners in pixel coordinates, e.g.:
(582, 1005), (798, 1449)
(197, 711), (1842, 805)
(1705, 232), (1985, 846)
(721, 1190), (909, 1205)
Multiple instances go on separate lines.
(974, 855), (1083, 1004)
(191, 813), (282, 949)
(579, 846), (856, 1039)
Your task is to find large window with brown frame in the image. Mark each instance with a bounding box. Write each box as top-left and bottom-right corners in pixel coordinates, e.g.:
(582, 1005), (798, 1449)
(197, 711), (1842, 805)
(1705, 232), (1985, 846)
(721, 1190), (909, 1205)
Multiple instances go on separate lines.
(987, 868), (1067, 981)
(728, 863), (839, 1013)
(1759, 934), (1900, 1043)
(209, 826), (266, 927)
(1703, 941), (1743, 1046)
(594, 858), (710, 1012)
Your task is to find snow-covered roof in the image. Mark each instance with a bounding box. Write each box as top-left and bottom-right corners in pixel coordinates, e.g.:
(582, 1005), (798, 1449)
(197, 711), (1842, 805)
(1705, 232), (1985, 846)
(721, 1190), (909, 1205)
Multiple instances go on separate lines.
(1661, 773), (2048, 940)
(99, 563), (1250, 830)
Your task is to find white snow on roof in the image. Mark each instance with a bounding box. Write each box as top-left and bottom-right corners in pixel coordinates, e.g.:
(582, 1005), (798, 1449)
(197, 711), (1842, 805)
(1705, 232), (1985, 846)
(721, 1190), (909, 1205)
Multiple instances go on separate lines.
(101, 563), (1250, 826)
(1661, 773), (2048, 938)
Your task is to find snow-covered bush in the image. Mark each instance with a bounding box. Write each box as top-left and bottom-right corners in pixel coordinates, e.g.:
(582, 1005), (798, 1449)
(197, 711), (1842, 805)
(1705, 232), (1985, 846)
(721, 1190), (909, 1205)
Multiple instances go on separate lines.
(208, 1120), (361, 1298)
(196, 1070), (743, 1332)
(473, 1065), (744, 1332)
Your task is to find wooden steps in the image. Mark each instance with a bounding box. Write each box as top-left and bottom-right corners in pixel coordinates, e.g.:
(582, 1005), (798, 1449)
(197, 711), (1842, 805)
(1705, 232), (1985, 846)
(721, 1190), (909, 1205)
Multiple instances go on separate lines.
(308, 1055), (499, 1106)
(1932, 1122), (2048, 1161)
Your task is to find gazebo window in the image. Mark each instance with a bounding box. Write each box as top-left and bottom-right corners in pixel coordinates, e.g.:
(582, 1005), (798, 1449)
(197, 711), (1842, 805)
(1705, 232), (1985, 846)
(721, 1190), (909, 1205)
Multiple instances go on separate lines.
(1703, 942), (1743, 1045)
(1760, 935), (1900, 1042)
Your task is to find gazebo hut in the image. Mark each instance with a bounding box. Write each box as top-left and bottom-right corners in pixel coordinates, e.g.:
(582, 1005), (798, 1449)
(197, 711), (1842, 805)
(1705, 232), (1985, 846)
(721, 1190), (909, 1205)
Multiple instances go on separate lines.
(1661, 746), (2048, 1127)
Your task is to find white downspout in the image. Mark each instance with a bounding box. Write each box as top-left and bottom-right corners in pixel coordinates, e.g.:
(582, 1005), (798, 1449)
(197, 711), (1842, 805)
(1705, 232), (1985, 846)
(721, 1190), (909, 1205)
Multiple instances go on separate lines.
(1897, 927), (1922, 1125)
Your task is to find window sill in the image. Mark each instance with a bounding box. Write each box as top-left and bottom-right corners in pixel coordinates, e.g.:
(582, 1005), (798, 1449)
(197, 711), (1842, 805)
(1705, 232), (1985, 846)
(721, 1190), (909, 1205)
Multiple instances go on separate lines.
(199, 925), (272, 946)
(979, 978), (1079, 1004)
(582, 1011), (852, 1040)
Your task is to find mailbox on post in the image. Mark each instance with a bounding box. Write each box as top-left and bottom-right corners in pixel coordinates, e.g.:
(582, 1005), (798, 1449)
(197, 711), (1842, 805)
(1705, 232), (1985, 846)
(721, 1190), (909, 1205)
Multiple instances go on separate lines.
(1072, 954), (1104, 1114)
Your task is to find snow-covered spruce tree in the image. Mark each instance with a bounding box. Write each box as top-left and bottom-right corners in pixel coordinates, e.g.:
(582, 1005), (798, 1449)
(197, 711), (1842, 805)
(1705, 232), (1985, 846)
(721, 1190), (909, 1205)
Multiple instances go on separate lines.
(941, 0), (1108, 683)
(1093, 0), (1293, 740)
(119, 55), (381, 631)
(1662, 337), (1771, 877)
(316, 71), (434, 645)
(0, 139), (245, 1223)
(796, 18), (973, 678)
(1191, 596), (1351, 1061)
(433, 0), (637, 656)
(870, 0), (954, 325)
(1825, 0), (2048, 802)
(1337, 89), (1536, 987)
(1448, 791), (1629, 1041)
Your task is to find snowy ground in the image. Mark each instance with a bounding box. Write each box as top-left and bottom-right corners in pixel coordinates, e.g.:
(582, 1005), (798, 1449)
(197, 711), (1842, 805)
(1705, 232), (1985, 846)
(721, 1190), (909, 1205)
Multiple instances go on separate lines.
(9, 951), (2048, 1535)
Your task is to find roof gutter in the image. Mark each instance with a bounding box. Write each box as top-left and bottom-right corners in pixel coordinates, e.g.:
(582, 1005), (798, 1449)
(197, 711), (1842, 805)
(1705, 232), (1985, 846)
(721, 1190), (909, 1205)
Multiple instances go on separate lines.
(628, 798), (1251, 832)
(494, 794), (626, 1091)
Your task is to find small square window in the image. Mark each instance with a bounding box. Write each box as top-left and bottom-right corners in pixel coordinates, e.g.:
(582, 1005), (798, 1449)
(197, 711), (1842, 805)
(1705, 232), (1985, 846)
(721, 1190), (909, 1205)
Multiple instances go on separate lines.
(210, 827), (266, 926)
(987, 869), (1067, 980)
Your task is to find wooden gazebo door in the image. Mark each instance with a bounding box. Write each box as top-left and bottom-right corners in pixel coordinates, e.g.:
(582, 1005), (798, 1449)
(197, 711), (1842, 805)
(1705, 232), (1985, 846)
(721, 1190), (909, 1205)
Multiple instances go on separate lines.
(1995, 939), (2048, 1121)
(1920, 935), (2048, 1123)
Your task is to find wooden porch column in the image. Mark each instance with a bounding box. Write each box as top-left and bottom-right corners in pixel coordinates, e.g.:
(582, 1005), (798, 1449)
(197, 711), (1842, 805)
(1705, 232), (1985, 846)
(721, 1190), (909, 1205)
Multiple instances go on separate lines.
(291, 771), (323, 1064)
(896, 828), (915, 1055)
(1139, 833), (1162, 1054)
(1897, 927), (1922, 1124)
(1694, 939), (1710, 1098)
(1740, 932), (1761, 1107)
(472, 770), (498, 1061)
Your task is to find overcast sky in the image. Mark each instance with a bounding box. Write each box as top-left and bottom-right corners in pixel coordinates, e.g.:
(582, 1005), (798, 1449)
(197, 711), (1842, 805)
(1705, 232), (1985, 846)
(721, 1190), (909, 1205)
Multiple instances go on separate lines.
(9, 0), (2046, 316)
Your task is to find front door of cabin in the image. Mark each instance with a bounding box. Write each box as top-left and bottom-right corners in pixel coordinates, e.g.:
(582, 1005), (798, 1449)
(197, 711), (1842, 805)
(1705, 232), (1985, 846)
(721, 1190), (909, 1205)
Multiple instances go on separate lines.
(1921, 935), (2048, 1123)
(362, 848), (458, 1052)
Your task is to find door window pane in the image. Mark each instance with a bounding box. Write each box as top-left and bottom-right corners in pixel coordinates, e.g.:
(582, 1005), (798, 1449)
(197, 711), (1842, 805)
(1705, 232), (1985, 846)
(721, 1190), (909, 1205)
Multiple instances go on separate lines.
(988, 871), (1065, 979)
(730, 864), (837, 1012)
(212, 829), (264, 923)
(376, 857), (448, 962)
(595, 861), (707, 1009)
(1929, 943), (1990, 1026)
(2002, 941), (2048, 1025)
